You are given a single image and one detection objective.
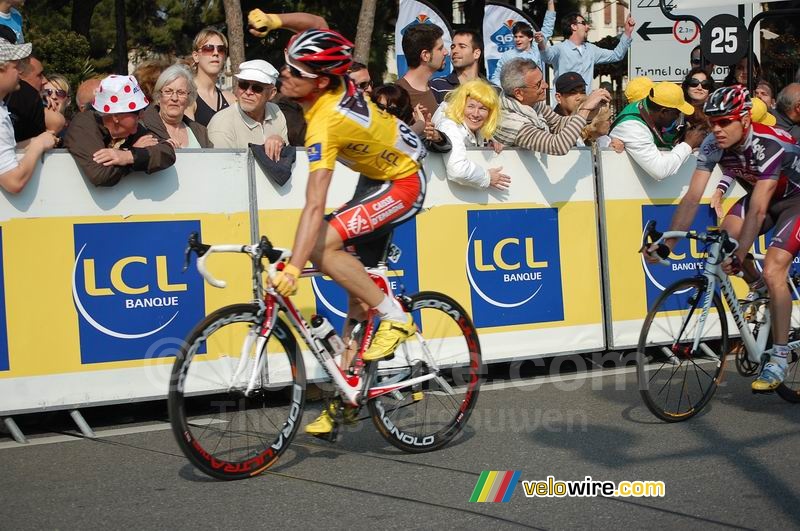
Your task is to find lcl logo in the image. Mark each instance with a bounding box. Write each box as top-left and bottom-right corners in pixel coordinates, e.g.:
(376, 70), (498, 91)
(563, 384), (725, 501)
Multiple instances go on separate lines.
(71, 221), (205, 363)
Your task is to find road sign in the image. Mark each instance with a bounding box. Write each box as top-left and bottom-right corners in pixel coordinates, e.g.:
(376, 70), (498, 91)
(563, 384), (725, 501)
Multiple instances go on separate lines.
(629, 1), (754, 82)
(700, 14), (749, 67)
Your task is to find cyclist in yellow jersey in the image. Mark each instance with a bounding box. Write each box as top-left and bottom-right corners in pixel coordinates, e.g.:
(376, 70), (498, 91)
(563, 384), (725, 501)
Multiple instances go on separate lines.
(248, 11), (427, 435)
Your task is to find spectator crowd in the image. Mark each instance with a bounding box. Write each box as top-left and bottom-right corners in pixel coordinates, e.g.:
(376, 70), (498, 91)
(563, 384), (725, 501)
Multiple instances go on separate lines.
(3, 0), (800, 195)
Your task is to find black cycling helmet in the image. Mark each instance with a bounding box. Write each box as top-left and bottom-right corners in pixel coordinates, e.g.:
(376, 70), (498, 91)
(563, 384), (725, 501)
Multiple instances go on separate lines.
(286, 29), (354, 76)
(704, 85), (753, 118)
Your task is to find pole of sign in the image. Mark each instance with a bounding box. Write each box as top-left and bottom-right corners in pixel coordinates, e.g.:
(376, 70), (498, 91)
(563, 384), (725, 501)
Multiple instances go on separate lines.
(659, 0), (705, 69)
(746, 8), (800, 91)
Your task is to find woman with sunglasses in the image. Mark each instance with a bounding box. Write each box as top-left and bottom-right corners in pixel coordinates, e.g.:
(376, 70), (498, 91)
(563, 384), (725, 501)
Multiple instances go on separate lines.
(681, 66), (715, 131)
(42, 74), (70, 117)
(141, 64), (212, 149)
(186, 28), (235, 127)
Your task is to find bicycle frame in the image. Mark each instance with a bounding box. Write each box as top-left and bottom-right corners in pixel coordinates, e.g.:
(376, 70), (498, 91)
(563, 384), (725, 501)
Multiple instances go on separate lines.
(186, 232), (453, 407)
(654, 230), (800, 365)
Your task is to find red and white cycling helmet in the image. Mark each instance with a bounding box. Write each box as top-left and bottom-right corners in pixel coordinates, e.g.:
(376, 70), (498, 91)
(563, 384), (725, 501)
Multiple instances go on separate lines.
(704, 85), (753, 118)
(286, 29), (354, 76)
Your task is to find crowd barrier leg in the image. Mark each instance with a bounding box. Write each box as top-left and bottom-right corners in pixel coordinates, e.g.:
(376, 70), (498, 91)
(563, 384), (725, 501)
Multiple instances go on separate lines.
(69, 410), (96, 439)
(2, 416), (27, 444)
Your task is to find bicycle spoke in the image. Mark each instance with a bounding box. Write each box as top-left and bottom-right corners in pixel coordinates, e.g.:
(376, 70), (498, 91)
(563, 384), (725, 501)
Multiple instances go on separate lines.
(169, 305), (305, 480)
(637, 279), (726, 422)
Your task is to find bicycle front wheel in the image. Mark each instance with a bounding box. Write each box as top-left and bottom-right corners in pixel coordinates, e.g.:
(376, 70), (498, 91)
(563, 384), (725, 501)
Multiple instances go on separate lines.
(168, 303), (305, 480)
(367, 291), (483, 453)
(637, 278), (728, 422)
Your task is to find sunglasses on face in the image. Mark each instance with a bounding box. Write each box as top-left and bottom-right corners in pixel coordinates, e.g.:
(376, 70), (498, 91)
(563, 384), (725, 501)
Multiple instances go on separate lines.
(283, 57), (318, 80)
(43, 88), (67, 99)
(356, 80), (372, 90)
(691, 58), (702, 65)
(237, 80), (267, 94)
(710, 117), (740, 128)
(688, 78), (712, 89)
(198, 43), (227, 55)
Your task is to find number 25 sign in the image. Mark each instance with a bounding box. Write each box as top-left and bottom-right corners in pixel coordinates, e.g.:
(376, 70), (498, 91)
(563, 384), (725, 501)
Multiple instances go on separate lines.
(700, 14), (749, 67)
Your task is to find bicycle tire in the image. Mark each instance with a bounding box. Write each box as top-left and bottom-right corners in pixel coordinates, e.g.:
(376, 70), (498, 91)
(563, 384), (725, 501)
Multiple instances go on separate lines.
(637, 278), (727, 422)
(367, 291), (483, 452)
(168, 303), (305, 480)
(776, 341), (800, 403)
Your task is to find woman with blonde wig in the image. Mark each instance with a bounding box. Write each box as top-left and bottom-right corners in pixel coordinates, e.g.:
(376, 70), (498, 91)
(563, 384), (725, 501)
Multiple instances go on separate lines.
(436, 80), (510, 190)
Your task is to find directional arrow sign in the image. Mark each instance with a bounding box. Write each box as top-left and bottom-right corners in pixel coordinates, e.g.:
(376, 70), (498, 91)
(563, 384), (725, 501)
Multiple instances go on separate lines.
(637, 21), (672, 41)
(630, 2), (755, 82)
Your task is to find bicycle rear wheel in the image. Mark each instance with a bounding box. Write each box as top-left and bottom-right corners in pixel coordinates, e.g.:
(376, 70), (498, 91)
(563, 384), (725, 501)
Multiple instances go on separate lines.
(367, 291), (483, 452)
(168, 303), (305, 480)
(637, 278), (728, 422)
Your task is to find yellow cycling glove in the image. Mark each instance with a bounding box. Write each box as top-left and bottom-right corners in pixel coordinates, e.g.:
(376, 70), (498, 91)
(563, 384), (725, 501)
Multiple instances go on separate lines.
(248, 9), (282, 37)
(273, 263), (300, 296)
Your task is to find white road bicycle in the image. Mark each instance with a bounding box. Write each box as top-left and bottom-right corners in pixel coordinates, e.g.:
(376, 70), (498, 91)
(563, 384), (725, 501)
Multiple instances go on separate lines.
(168, 232), (483, 480)
(637, 221), (800, 422)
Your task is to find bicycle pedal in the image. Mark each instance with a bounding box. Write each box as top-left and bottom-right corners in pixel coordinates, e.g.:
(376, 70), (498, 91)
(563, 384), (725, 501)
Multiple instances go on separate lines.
(411, 390), (424, 402)
(751, 387), (776, 395)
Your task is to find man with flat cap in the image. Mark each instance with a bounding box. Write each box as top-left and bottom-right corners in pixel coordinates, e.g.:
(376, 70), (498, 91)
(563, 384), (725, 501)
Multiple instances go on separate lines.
(208, 59), (288, 160)
(0, 36), (57, 193)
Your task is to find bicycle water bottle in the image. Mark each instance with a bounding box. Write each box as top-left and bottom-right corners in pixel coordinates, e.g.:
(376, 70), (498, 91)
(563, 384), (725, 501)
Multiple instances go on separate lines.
(310, 315), (346, 363)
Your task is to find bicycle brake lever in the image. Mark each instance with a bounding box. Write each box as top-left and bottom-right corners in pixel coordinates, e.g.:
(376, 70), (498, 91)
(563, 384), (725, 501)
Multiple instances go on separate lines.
(183, 232), (211, 272)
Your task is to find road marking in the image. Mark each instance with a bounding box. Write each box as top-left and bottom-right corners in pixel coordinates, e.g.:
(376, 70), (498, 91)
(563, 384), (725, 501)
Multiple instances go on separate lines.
(0, 365), (648, 450)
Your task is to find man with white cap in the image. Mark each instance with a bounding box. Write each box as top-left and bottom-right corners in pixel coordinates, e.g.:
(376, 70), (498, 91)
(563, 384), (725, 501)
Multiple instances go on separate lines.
(207, 59), (288, 160)
(64, 74), (176, 187)
(610, 82), (706, 182)
(0, 37), (57, 193)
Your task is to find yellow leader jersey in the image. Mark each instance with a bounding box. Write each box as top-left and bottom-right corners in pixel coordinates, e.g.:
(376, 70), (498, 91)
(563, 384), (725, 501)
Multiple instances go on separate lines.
(304, 84), (425, 180)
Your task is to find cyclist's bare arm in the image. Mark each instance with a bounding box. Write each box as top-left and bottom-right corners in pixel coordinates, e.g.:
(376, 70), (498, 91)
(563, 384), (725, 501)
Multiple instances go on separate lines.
(731, 179), (776, 263)
(665, 168), (712, 247)
(248, 10), (328, 37)
(287, 168), (334, 271)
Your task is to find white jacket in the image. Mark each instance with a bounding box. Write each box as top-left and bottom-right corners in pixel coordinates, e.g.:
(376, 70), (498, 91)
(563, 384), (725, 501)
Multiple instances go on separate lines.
(610, 120), (692, 182)
(436, 117), (490, 188)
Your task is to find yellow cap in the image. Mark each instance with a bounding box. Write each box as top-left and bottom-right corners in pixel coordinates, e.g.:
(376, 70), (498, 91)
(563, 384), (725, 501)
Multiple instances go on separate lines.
(649, 82), (695, 115)
(625, 76), (654, 102)
(750, 97), (777, 126)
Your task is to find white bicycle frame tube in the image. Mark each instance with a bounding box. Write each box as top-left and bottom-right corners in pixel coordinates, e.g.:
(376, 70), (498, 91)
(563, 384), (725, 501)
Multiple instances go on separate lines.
(195, 243), (442, 404)
(657, 230), (799, 366)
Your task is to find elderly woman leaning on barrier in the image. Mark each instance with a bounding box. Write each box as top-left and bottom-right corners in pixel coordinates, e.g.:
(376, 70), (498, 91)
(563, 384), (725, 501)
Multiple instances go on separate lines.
(141, 65), (212, 149)
(434, 80), (510, 190)
(64, 75), (176, 187)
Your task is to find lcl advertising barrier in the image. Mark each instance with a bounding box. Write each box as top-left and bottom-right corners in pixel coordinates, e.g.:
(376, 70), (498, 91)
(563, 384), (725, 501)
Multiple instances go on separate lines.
(0, 150), (253, 415)
(1, 147), (605, 415)
(595, 149), (747, 350)
(254, 148), (606, 380)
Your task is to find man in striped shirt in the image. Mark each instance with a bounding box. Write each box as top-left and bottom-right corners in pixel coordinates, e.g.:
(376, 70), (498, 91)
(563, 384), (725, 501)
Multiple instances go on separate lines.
(493, 58), (609, 154)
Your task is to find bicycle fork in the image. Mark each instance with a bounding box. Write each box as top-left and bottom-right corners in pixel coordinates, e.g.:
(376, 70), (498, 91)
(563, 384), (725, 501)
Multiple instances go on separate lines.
(230, 304), (279, 397)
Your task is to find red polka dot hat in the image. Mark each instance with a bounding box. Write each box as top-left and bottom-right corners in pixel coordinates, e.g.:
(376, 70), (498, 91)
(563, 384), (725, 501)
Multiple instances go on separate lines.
(91, 74), (149, 114)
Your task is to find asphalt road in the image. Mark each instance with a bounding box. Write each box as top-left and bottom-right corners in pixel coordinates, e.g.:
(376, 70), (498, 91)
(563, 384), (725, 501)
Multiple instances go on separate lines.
(2, 360), (799, 530)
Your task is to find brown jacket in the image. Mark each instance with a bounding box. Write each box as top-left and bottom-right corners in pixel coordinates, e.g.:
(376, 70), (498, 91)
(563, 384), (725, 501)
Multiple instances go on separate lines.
(64, 110), (176, 187)
(140, 105), (212, 148)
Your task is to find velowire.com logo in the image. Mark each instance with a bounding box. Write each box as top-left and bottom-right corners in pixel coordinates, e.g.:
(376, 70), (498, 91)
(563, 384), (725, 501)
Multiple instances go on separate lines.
(469, 470), (521, 503)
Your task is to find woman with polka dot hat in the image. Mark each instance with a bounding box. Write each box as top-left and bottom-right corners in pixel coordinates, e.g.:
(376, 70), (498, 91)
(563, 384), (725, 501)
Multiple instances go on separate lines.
(64, 74), (176, 187)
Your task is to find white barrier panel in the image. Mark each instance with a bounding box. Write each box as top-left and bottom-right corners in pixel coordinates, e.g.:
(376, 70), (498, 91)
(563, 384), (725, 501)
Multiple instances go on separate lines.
(1, 147), (607, 415)
(596, 149), (748, 350)
(254, 148), (606, 379)
(0, 150), (253, 414)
